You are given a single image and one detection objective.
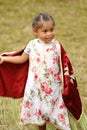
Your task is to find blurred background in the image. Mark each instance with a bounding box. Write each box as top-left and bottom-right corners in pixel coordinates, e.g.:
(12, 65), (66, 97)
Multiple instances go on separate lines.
(0, 0), (87, 130)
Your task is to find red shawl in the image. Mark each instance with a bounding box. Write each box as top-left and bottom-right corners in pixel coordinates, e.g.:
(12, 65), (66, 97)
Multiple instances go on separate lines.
(60, 43), (82, 120)
(0, 50), (29, 98)
(0, 43), (82, 120)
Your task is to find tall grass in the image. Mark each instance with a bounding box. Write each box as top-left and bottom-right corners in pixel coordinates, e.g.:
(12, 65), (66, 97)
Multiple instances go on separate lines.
(0, 0), (87, 129)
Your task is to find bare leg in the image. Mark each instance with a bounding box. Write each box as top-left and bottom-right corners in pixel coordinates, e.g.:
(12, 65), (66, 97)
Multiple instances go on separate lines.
(39, 124), (46, 130)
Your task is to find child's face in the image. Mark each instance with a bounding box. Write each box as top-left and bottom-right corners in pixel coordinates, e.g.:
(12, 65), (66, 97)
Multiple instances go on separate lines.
(34, 21), (55, 43)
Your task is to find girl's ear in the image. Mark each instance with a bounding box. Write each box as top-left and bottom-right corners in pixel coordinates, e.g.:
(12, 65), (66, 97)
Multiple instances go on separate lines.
(33, 29), (37, 36)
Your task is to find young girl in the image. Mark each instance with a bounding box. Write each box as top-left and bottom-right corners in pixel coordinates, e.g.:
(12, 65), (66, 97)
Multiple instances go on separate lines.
(0, 13), (87, 130)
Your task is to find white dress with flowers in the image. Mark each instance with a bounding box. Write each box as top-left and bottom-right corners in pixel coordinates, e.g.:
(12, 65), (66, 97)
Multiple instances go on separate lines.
(20, 39), (71, 130)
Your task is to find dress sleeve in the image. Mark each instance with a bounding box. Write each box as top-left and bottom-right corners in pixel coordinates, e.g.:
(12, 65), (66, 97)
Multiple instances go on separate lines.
(24, 40), (32, 54)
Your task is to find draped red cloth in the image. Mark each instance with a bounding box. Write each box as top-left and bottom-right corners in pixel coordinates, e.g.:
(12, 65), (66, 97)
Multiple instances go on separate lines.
(0, 43), (82, 120)
(60, 43), (82, 120)
(0, 50), (29, 98)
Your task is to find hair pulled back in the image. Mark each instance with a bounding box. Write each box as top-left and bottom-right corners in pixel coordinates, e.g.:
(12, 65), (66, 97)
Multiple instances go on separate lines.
(32, 13), (55, 31)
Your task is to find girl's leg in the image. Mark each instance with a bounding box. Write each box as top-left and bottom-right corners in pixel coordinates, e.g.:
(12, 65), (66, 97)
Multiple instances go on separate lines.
(39, 124), (46, 130)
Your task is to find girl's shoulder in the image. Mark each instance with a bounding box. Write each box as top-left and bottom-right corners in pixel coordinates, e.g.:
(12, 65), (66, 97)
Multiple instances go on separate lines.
(52, 39), (61, 52)
(25, 38), (38, 48)
(53, 39), (60, 46)
(24, 39), (38, 53)
(27, 38), (39, 45)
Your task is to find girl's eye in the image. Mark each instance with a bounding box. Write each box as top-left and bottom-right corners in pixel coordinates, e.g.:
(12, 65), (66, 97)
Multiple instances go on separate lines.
(43, 30), (47, 33)
(50, 28), (54, 32)
(42, 28), (54, 33)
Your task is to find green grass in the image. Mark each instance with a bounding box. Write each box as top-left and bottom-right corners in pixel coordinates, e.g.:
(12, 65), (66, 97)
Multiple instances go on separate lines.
(0, 0), (87, 130)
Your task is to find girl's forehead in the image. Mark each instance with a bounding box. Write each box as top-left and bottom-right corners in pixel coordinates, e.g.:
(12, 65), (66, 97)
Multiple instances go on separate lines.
(41, 21), (54, 28)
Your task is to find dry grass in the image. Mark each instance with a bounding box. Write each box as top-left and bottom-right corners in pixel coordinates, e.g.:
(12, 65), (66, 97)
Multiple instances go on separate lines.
(0, 0), (87, 129)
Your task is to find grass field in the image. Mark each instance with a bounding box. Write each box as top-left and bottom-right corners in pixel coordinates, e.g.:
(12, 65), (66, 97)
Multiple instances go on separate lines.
(0, 0), (87, 130)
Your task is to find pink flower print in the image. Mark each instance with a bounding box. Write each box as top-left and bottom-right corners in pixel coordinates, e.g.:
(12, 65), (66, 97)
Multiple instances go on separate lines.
(24, 101), (33, 108)
(34, 109), (42, 116)
(34, 73), (38, 79)
(46, 48), (50, 52)
(52, 97), (58, 105)
(41, 82), (48, 90)
(50, 107), (55, 113)
(36, 52), (40, 56)
(53, 56), (58, 64)
(45, 87), (52, 94)
(26, 112), (31, 117)
(20, 118), (24, 124)
(52, 44), (57, 51)
(23, 112), (31, 117)
(36, 57), (41, 63)
(48, 68), (53, 74)
(31, 68), (36, 72)
(46, 45), (57, 52)
(59, 104), (65, 109)
(37, 109), (42, 116)
(41, 83), (45, 91)
(54, 73), (61, 81)
(41, 82), (52, 94)
(58, 113), (66, 122)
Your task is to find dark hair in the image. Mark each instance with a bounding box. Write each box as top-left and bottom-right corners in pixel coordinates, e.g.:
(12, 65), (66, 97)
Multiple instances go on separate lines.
(32, 13), (55, 31)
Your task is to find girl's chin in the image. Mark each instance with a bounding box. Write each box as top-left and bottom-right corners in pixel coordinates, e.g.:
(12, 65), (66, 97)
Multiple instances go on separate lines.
(45, 39), (53, 43)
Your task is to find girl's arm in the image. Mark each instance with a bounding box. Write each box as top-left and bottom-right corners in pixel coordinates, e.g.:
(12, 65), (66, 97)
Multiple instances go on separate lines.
(0, 52), (29, 64)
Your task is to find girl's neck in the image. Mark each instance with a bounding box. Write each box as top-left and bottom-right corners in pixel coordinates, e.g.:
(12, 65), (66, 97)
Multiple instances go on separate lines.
(38, 38), (54, 44)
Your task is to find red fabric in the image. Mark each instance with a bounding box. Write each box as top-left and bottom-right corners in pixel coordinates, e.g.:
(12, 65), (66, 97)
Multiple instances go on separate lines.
(0, 44), (82, 120)
(60, 43), (82, 120)
(0, 50), (29, 98)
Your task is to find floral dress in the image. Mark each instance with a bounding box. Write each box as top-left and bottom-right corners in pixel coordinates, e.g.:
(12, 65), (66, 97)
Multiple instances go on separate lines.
(20, 39), (71, 130)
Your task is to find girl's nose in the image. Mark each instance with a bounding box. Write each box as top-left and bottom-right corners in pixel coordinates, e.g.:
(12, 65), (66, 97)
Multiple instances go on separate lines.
(47, 31), (51, 36)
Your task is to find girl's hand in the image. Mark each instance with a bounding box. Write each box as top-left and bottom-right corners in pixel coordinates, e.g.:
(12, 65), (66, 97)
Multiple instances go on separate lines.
(0, 52), (29, 64)
(0, 55), (4, 64)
